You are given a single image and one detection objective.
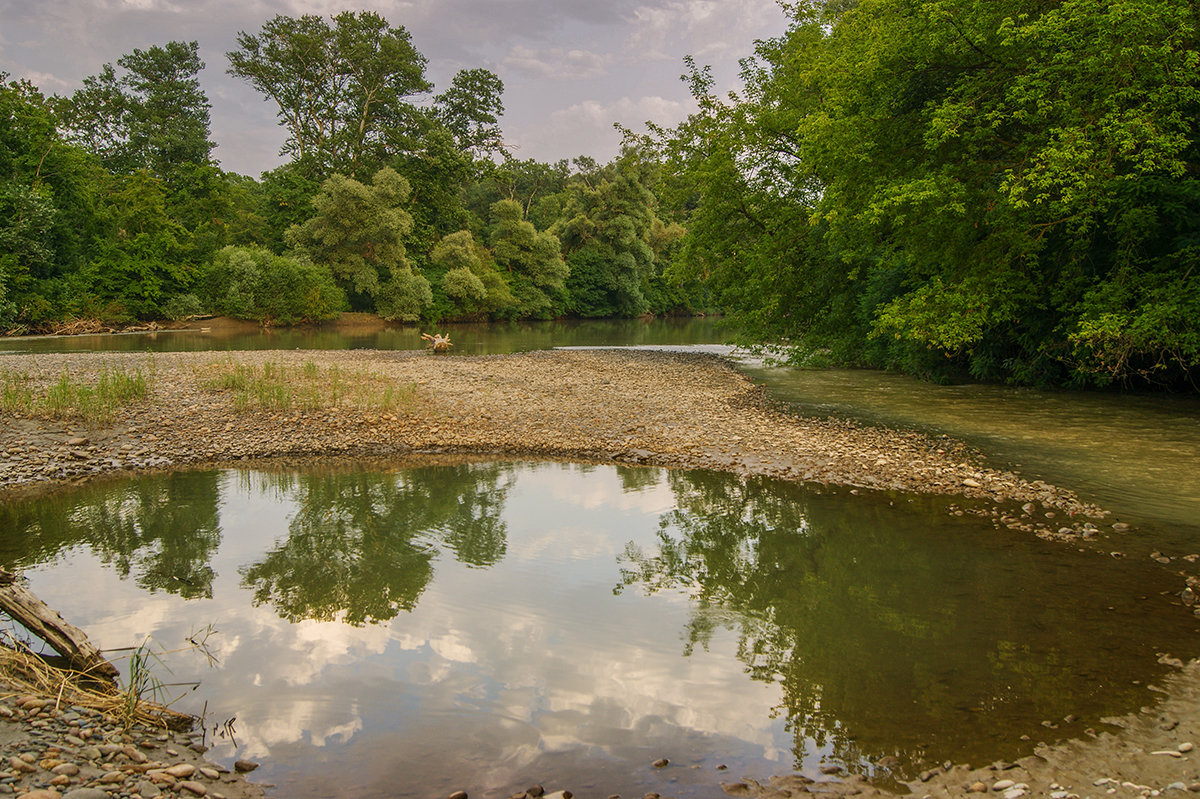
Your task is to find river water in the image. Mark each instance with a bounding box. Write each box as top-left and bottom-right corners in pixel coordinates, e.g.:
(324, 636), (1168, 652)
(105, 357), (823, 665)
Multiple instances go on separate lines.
(1, 319), (1198, 797)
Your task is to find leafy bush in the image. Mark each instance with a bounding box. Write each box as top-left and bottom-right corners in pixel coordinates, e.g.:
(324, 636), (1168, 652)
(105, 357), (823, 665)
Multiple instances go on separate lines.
(198, 245), (345, 325)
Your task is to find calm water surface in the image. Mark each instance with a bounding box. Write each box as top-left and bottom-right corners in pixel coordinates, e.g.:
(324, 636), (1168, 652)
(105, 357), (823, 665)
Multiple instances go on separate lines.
(1, 462), (1194, 798)
(0, 317), (723, 355)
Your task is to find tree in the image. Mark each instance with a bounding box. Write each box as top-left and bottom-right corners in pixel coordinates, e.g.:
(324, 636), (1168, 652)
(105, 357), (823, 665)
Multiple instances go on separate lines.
(434, 68), (506, 158)
(227, 11), (432, 179)
(489, 199), (568, 318)
(430, 229), (515, 318)
(58, 41), (213, 181)
(198, 245), (345, 324)
(285, 166), (431, 319)
(668, 0), (1200, 387)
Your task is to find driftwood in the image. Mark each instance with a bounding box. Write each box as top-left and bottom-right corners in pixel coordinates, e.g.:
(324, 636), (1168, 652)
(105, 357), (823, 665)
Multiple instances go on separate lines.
(0, 568), (119, 682)
(420, 332), (454, 353)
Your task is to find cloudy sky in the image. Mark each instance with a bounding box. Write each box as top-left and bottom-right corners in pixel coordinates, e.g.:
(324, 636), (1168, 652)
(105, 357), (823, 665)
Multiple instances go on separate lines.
(0, 0), (791, 177)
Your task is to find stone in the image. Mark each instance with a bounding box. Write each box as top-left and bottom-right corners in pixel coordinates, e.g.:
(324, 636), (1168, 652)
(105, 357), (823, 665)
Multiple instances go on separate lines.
(99, 770), (126, 783)
(180, 781), (208, 796)
(962, 478), (982, 488)
(448, 792), (469, 799)
(8, 756), (36, 773)
(62, 790), (111, 799)
(543, 793), (573, 799)
(51, 763), (80, 776)
(136, 781), (162, 798)
(992, 780), (1015, 791)
(1112, 522), (1131, 532)
(232, 760), (258, 773)
(969, 783), (988, 793)
(166, 763), (196, 778)
(21, 791), (61, 799)
(526, 787), (544, 798)
(1180, 742), (1195, 753)
(652, 758), (669, 768)
(199, 767), (220, 780)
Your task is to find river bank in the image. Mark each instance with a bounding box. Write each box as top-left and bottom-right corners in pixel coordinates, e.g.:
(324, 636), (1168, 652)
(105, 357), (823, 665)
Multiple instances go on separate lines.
(0, 348), (1112, 537)
(0, 348), (1189, 798)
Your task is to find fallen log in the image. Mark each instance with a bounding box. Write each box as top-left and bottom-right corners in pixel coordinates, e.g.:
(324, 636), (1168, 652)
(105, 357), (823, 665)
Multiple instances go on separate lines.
(420, 332), (454, 353)
(0, 568), (120, 682)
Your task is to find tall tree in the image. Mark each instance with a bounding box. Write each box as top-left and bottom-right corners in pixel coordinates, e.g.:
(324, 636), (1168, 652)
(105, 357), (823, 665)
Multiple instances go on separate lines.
(434, 68), (506, 159)
(669, 0), (1200, 387)
(227, 11), (432, 179)
(489, 199), (568, 318)
(285, 166), (431, 320)
(59, 41), (213, 180)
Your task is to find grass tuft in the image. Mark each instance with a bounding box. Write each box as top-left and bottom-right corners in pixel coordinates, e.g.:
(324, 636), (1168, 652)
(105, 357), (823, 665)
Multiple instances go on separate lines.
(0, 366), (151, 423)
(201, 358), (417, 413)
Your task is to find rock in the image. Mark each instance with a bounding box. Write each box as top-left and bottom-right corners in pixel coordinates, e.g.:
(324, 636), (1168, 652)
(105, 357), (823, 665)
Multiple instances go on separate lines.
(993, 780), (1015, 791)
(1180, 742), (1195, 753)
(543, 793), (573, 799)
(233, 760), (259, 773)
(652, 758), (670, 768)
(180, 781), (208, 796)
(448, 792), (469, 799)
(1112, 522), (1131, 532)
(63, 790), (112, 799)
(137, 781), (162, 798)
(166, 763), (197, 778)
(526, 787), (544, 798)
(820, 764), (843, 775)
(969, 783), (987, 793)
(99, 770), (126, 783)
(1168, 784), (1188, 793)
(199, 767), (221, 779)
(962, 478), (982, 488)
(51, 763), (80, 776)
(8, 756), (36, 773)
(22, 791), (61, 799)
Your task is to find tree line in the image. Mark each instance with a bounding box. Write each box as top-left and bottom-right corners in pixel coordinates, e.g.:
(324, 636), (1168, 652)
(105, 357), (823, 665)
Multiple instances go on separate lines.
(0, 11), (704, 334)
(3, 2), (1197, 389)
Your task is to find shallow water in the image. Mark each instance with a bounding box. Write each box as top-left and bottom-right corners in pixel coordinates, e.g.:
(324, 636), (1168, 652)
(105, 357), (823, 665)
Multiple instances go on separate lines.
(0, 462), (1195, 797)
(0, 317), (723, 356)
(737, 365), (1200, 544)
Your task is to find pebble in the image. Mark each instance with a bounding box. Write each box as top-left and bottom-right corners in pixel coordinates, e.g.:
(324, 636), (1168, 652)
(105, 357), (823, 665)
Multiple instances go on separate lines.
(233, 760), (259, 773)
(448, 792), (469, 799)
(652, 758), (669, 768)
(993, 780), (1015, 791)
(180, 780), (209, 796)
(63, 790), (111, 799)
(166, 763), (197, 778)
(1180, 742), (1195, 753)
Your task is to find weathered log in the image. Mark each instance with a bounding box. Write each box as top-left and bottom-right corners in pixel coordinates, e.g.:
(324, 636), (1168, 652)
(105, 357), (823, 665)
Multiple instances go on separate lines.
(420, 332), (454, 353)
(0, 568), (120, 682)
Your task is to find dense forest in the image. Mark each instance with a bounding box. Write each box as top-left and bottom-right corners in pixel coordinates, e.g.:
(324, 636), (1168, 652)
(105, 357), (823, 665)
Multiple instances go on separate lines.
(2, 1), (1197, 389)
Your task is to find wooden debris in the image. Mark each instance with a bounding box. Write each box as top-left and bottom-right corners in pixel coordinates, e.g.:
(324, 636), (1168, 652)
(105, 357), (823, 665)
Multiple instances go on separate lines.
(0, 568), (119, 682)
(420, 332), (454, 353)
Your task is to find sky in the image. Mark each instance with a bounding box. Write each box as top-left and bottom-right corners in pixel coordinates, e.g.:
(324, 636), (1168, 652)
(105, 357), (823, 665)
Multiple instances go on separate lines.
(0, 0), (791, 177)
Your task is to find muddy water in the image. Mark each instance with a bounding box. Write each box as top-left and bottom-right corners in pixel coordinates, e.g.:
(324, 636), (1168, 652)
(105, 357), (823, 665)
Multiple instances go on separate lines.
(0, 461), (1195, 798)
(738, 365), (1200, 544)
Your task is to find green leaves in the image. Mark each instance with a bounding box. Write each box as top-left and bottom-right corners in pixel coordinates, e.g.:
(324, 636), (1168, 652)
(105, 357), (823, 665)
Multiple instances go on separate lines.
(227, 11), (432, 178)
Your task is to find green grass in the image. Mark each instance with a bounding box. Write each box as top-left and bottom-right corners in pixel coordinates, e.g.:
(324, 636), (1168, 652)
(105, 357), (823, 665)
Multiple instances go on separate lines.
(201, 358), (417, 413)
(1, 366), (151, 423)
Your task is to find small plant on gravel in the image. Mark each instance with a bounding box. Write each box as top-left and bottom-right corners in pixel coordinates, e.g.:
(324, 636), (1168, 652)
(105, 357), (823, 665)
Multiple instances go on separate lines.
(202, 358), (417, 413)
(0, 366), (150, 423)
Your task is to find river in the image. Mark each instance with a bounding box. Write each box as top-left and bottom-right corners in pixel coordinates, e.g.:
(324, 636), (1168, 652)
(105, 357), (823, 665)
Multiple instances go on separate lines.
(1, 317), (1197, 797)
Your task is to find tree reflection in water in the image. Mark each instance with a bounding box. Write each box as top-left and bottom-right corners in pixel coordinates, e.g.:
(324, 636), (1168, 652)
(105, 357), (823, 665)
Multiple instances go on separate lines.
(0, 471), (222, 599)
(239, 462), (515, 625)
(618, 469), (1189, 778)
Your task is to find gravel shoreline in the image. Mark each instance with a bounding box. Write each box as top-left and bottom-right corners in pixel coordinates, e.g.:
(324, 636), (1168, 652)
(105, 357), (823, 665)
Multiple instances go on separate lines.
(0, 349), (1111, 536)
(1, 347), (1186, 798)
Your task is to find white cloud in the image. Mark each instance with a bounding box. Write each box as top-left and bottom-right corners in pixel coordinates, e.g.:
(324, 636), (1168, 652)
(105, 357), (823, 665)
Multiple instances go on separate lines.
(626, 0), (788, 61)
(503, 45), (613, 80)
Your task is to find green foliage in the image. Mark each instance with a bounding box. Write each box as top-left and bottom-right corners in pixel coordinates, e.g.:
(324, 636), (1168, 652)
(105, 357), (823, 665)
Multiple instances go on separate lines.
(664, 0), (1200, 387)
(434, 68), (506, 158)
(227, 11), (432, 179)
(58, 41), (213, 181)
(489, 199), (568, 318)
(199, 245), (345, 325)
(285, 167), (426, 315)
(430, 229), (515, 319)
